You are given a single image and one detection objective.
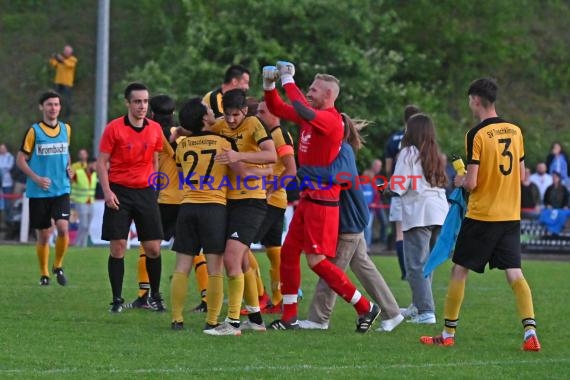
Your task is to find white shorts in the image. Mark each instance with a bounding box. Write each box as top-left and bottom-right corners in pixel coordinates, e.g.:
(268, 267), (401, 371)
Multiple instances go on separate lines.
(389, 196), (402, 222)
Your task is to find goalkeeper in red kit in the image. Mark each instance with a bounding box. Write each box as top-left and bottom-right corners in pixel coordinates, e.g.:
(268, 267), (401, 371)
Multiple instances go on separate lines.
(263, 61), (380, 332)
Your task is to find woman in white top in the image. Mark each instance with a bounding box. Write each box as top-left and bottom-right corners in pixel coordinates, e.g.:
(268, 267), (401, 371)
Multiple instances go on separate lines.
(392, 113), (449, 324)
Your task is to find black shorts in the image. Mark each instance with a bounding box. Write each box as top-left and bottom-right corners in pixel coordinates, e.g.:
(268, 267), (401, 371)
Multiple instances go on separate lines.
(452, 218), (521, 273)
(29, 194), (70, 229)
(172, 203), (226, 255)
(227, 198), (267, 246)
(254, 204), (285, 247)
(159, 203), (180, 241)
(101, 184), (163, 242)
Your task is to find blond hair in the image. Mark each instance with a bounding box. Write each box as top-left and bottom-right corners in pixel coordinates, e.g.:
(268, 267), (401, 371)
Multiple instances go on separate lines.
(315, 73), (340, 99)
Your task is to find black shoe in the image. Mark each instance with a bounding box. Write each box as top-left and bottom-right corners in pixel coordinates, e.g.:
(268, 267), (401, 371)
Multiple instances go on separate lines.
(148, 293), (166, 312)
(192, 300), (207, 313)
(268, 319), (300, 330)
(52, 267), (67, 286)
(203, 322), (219, 331)
(125, 293), (152, 310)
(39, 276), (50, 286)
(109, 297), (125, 313)
(171, 321), (184, 330)
(355, 303), (381, 333)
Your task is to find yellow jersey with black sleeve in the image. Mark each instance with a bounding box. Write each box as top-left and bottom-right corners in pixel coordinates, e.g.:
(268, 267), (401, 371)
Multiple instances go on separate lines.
(210, 116), (272, 200)
(465, 117), (524, 221)
(20, 121), (71, 154)
(267, 125), (294, 209)
(175, 131), (236, 205)
(158, 131), (184, 205)
(202, 88), (224, 119)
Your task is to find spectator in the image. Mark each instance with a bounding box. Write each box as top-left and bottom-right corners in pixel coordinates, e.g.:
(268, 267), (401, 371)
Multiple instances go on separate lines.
(545, 142), (569, 184)
(369, 158), (388, 245)
(543, 171), (569, 209)
(71, 158), (98, 247)
(0, 143), (15, 224)
(49, 45), (78, 120)
(521, 167), (541, 217)
(361, 169), (376, 251)
(71, 148), (89, 172)
(528, 162), (552, 203)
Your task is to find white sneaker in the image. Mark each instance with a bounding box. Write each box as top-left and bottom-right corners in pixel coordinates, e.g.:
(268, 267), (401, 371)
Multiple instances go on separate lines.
(240, 320), (267, 332)
(400, 304), (418, 318)
(407, 312), (436, 324)
(376, 314), (404, 332)
(203, 321), (242, 336)
(298, 320), (329, 330)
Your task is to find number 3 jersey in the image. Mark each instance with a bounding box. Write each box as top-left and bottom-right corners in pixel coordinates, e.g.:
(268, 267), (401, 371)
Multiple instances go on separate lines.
(175, 131), (237, 205)
(465, 117), (524, 221)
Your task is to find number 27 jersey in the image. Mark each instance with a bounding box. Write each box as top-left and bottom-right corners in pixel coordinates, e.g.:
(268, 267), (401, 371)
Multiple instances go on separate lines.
(175, 131), (237, 205)
(465, 117), (524, 221)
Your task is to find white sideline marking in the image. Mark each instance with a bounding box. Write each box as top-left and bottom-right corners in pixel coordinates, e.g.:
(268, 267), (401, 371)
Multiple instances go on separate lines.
(1, 358), (567, 374)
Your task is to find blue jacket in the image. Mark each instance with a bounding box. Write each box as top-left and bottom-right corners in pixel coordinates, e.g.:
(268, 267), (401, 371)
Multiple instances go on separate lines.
(298, 142), (368, 234)
(423, 187), (467, 278)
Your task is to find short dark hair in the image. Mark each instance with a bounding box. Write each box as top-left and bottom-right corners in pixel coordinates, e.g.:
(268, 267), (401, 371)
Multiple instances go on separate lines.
(468, 78), (498, 104)
(222, 89), (248, 111)
(150, 94), (175, 115)
(39, 90), (61, 105)
(179, 98), (207, 134)
(124, 82), (148, 100)
(404, 104), (421, 123)
(223, 64), (250, 84)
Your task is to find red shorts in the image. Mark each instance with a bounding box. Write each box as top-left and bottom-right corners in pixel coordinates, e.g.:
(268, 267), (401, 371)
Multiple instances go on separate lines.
(283, 197), (339, 257)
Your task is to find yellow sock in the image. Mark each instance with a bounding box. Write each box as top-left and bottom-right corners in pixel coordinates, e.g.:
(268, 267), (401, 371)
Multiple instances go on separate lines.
(247, 250), (265, 296)
(443, 278), (465, 335)
(243, 268), (260, 311)
(266, 246), (282, 305)
(227, 273), (244, 321)
(193, 254), (208, 301)
(36, 243), (50, 276)
(137, 246), (150, 297)
(511, 277), (536, 331)
(206, 274), (224, 326)
(170, 272), (188, 323)
(54, 235), (69, 268)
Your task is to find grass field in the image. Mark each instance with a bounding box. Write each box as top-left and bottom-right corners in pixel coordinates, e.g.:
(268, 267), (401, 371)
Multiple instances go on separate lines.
(1, 245), (568, 379)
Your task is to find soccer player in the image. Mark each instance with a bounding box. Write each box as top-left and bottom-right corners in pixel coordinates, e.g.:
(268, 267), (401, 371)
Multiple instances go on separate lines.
(186, 64), (252, 312)
(16, 91), (72, 286)
(203, 89), (276, 336)
(126, 94), (190, 310)
(97, 82), (165, 313)
(170, 97), (242, 329)
(203, 64), (250, 119)
(298, 113), (403, 332)
(420, 78), (541, 351)
(253, 100), (297, 312)
(263, 62), (380, 332)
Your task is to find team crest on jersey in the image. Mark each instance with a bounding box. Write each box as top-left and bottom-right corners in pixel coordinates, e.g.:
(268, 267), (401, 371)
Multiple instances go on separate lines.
(300, 130), (312, 144)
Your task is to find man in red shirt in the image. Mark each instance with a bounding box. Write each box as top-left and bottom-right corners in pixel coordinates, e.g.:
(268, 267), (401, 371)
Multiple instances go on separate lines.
(263, 62), (380, 332)
(96, 82), (165, 313)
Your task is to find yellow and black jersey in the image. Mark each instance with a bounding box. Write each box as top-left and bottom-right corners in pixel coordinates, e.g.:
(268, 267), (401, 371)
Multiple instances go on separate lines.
(202, 88), (224, 119)
(465, 117), (524, 221)
(210, 116), (272, 200)
(158, 131), (184, 205)
(175, 131), (237, 205)
(20, 121), (71, 155)
(267, 126), (294, 209)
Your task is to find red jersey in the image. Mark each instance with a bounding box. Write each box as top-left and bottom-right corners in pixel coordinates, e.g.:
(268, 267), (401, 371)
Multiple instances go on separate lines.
(265, 84), (343, 200)
(99, 115), (163, 188)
